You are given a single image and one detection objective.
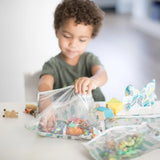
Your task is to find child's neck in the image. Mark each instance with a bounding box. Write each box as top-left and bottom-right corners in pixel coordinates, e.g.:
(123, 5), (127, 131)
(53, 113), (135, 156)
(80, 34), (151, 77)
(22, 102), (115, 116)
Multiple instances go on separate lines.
(60, 53), (80, 66)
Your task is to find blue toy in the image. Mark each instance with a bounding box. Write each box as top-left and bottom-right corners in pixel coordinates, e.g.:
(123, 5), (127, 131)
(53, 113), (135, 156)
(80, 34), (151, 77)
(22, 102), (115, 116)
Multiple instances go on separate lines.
(96, 106), (114, 120)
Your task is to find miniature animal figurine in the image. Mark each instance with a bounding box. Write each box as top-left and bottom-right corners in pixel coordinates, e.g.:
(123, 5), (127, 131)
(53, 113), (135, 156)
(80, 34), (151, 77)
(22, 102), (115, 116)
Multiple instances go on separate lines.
(3, 109), (18, 118)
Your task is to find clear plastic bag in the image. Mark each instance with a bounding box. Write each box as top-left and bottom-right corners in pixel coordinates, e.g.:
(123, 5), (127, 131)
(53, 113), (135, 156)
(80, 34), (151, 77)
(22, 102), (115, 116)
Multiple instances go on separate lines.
(84, 123), (160, 160)
(26, 85), (100, 140)
(105, 114), (160, 134)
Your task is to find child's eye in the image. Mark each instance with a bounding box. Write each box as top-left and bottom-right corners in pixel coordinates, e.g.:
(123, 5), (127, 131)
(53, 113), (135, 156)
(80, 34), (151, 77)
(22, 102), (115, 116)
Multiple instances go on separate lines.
(80, 39), (87, 42)
(63, 35), (71, 39)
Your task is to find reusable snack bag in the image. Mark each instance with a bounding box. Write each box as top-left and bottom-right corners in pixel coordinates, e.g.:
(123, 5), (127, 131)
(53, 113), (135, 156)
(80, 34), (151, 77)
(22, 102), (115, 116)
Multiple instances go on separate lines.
(84, 123), (160, 160)
(105, 114), (160, 135)
(26, 85), (100, 140)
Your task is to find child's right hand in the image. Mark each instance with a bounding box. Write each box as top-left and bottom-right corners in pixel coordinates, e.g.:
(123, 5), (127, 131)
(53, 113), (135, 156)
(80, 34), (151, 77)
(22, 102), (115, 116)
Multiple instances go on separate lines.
(74, 77), (97, 95)
(39, 108), (56, 132)
(38, 98), (56, 132)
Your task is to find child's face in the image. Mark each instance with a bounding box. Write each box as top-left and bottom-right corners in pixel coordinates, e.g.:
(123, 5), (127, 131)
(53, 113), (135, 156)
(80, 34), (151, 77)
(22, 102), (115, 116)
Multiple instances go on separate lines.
(56, 18), (93, 61)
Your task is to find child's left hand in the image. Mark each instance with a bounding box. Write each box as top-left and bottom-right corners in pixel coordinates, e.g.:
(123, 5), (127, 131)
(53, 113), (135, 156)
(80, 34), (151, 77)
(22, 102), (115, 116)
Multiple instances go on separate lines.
(74, 77), (97, 95)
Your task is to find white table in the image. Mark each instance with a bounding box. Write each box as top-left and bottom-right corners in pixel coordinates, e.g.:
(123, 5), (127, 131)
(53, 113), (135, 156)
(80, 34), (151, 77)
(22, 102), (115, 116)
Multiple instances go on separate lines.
(0, 102), (160, 160)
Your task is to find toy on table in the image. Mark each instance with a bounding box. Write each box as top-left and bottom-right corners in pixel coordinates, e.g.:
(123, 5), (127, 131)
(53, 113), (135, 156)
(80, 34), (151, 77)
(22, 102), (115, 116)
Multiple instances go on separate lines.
(25, 104), (37, 116)
(106, 98), (123, 115)
(95, 98), (123, 120)
(3, 109), (18, 118)
(124, 79), (157, 109)
(96, 107), (114, 120)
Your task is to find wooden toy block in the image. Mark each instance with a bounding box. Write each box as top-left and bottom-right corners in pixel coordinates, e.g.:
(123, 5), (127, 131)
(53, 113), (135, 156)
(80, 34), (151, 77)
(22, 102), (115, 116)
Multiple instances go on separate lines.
(97, 111), (105, 120)
(3, 109), (18, 118)
(96, 107), (114, 120)
(106, 98), (123, 115)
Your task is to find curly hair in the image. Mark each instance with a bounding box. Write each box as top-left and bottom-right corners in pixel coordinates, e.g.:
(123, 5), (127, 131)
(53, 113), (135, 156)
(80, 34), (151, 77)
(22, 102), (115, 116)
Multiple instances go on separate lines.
(54, 0), (105, 38)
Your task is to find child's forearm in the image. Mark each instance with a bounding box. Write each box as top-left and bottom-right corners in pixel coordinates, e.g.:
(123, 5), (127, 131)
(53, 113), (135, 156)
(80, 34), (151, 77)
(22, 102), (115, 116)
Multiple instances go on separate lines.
(38, 74), (54, 92)
(38, 83), (53, 92)
(38, 75), (54, 112)
(91, 66), (108, 88)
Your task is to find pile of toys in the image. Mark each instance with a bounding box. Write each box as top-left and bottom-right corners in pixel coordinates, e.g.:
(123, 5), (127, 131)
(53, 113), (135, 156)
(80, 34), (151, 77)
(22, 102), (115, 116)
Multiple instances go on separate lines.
(38, 118), (99, 140)
(96, 98), (123, 120)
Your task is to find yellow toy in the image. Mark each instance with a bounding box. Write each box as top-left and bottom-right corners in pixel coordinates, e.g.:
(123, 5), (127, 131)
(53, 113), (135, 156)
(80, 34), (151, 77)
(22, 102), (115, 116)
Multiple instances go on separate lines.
(106, 98), (123, 115)
(3, 109), (18, 118)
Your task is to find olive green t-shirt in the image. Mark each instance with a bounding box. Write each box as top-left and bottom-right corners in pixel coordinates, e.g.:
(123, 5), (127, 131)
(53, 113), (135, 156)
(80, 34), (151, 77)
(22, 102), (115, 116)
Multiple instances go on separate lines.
(40, 52), (105, 101)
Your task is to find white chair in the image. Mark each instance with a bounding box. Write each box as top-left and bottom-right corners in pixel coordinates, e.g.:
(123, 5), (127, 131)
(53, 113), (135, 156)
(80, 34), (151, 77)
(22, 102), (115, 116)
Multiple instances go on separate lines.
(24, 71), (41, 102)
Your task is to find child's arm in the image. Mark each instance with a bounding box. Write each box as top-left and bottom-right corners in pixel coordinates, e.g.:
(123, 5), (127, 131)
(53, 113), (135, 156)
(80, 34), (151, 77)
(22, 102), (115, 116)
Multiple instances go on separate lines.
(38, 74), (54, 92)
(38, 74), (54, 113)
(38, 74), (56, 131)
(74, 65), (107, 95)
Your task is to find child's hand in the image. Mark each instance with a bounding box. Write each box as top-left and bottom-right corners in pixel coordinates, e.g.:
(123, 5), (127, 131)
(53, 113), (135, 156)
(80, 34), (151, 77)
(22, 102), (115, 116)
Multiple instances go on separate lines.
(39, 108), (56, 132)
(74, 77), (97, 95)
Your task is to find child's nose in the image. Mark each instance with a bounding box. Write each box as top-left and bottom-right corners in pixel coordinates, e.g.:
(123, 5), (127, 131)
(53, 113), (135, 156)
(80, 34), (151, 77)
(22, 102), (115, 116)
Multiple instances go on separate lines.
(69, 39), (77, 48)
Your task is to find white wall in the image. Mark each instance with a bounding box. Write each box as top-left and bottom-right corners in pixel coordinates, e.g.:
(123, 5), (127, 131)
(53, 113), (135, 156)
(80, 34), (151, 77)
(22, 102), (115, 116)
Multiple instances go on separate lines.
(92, 0), (116, 7)
(0, 0), (60, 102)
(132, 0), (151, 18)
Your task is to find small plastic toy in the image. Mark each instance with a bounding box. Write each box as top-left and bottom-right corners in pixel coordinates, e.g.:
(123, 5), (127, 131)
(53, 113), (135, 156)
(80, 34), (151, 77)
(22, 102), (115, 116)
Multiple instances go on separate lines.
(25, 104), (37, 116)
(96, 107), (114, 120)
(106, 98), (123, 115)
(3, 109), (18, 118)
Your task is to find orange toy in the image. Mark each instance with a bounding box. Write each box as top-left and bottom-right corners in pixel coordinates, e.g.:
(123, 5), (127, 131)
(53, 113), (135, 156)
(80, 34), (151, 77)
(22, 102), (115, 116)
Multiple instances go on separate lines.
(66, 127), (84, 135)
(25, 104), (37, 116)
(3, 109), (18, 118)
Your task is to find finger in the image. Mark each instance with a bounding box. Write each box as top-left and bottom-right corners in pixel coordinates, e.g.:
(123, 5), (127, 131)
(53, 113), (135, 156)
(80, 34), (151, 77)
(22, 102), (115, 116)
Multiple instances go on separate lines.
(47, 117), (53, 130)
(87, 83), (92, 95)
(82, 80), (89, 94)
(53, 114), (56, 124)
(74, 80), (78, 93)
(76, 78), (84, 94)
(40, 116), (48, 132)
(79, 79), (86, 94)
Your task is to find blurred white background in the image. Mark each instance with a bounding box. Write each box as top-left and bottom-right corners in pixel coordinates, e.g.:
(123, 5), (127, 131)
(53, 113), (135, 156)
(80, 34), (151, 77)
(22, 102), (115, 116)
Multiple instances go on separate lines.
(0, 0), (60, 102)
(0, 0), (160, 102)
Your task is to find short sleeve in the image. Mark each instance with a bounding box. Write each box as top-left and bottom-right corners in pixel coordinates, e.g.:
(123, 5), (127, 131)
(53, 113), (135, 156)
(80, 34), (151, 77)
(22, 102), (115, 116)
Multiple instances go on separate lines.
(86, 52), (103, 69)
(40, 58), (56, 78)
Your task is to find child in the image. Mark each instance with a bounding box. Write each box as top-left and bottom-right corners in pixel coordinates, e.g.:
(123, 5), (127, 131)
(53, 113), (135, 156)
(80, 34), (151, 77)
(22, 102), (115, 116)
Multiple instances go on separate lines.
(38, 0), (108, 131)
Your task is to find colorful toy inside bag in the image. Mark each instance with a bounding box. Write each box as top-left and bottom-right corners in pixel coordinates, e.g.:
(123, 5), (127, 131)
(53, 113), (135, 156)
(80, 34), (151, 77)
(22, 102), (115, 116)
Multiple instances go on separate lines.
(84, 123), (160, 160)
(124, 79), (157, 110)
(27, 85), (100, 140)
